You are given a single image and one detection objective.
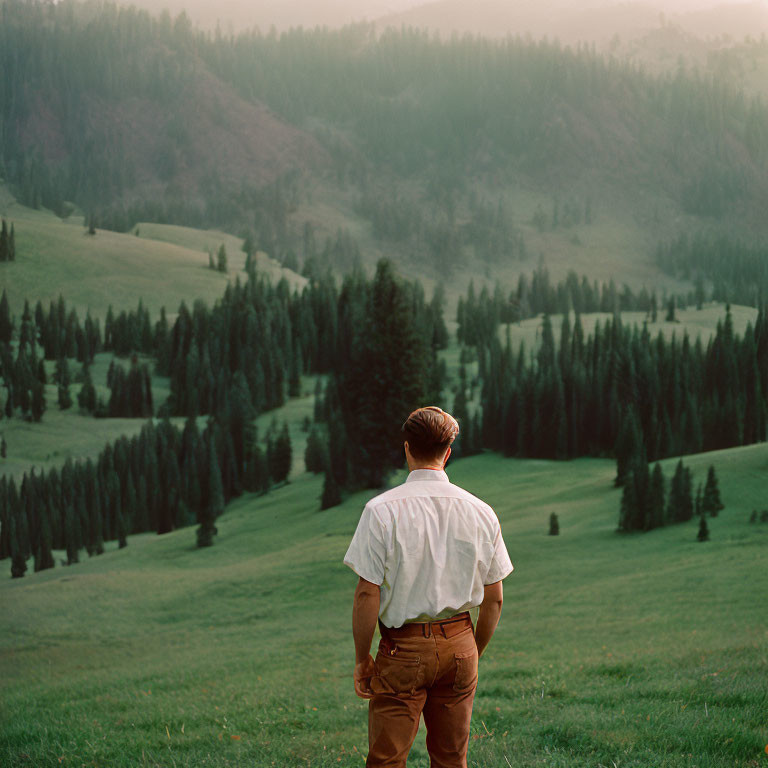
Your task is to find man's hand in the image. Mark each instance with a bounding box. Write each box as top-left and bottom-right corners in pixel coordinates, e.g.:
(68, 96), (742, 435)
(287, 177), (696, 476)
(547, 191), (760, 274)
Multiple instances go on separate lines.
(475, 580), (504, 657)
(354, 653), (376, 699)
(352, 577), (381, 698)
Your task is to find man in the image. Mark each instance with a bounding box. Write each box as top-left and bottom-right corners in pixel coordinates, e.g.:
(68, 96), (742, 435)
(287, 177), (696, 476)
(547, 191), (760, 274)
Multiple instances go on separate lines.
(343, 406), (514, 767)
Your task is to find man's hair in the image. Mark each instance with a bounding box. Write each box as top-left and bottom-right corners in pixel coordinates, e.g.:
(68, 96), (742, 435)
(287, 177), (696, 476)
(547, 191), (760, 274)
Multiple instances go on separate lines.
(401, 406), (460, 463)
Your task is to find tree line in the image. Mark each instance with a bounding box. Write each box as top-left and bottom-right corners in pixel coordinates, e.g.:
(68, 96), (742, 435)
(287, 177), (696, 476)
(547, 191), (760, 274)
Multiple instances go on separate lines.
(461, 293), (767, 464)
(656, 233), (768, 309)
(1, 257), (445, 571)
(456, 266), (700, 349)
(0, 399), (297, 576)
(0, 219), (15, 261)
(617, 459), (723, 534)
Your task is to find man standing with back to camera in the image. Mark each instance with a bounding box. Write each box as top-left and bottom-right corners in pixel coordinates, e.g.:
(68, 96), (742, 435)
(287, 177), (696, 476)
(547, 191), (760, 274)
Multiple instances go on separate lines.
(344, 406), (514, 767)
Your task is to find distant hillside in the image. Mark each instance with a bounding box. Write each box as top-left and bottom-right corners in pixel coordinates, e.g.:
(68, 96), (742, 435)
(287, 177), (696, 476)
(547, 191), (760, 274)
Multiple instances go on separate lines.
(2, 1), (768, 285)
(378, 0), (768, 47)
(0, 1), (327, 230)
(0, 189), (306, 321)
(378, 1), (768, 99)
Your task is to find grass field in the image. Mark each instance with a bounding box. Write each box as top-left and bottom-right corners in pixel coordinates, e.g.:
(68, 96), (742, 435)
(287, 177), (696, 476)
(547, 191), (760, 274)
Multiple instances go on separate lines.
(0, 193), (305, 322)
(495, 303), (760, 353)
(1, 444), (766, 767)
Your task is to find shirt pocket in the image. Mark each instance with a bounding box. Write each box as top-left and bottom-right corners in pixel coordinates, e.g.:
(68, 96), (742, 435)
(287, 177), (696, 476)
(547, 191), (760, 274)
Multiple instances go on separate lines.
(452, 646), (479, 694)
(373, 650), (423, 695)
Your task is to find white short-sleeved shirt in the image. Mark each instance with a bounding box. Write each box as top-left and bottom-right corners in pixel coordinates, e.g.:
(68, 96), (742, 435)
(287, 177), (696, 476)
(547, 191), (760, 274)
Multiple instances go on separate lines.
(343, 468), (513, 628)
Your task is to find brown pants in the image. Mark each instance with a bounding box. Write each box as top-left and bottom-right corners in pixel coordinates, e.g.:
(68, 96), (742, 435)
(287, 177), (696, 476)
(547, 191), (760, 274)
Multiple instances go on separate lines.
(367, 613), (478, 768)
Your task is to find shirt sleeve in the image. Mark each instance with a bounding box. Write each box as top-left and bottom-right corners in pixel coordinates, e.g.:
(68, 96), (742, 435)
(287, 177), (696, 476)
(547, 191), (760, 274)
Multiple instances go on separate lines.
(343, 503), (387, 586)
(484, 521), (514, 585)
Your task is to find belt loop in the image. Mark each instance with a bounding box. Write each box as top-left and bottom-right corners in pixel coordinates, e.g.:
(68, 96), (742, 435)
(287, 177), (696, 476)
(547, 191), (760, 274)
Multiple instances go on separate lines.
(423, 622), (431, 638)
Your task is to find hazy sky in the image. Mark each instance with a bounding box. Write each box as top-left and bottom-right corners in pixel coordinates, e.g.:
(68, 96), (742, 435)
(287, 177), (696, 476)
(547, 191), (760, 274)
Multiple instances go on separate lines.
(117, 0), (768, 36)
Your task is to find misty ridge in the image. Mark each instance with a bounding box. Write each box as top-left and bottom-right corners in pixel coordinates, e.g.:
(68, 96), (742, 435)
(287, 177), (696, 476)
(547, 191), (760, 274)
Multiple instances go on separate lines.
(3, 0), (768, 295)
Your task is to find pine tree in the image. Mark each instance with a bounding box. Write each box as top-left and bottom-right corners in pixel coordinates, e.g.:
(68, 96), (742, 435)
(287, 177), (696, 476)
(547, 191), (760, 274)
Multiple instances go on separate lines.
(548, 512), (559, 536)
(64, 503), (79, 565)
(702, 465), (724, 517)
(697, 513), (710, 542)
(320, 464), (341, 510)
(33, 499), (55, 572)
(681, 467), (695, 522)
(269, 422), (292, 484)
(618, 469), (639, 531)
(648, 463), (666, 529)
(77, 363), (97, 413)
(197, 439), (222, 547)
(304, 426), (326, 474)
(217, 244), (228, 273)
(30, 380), (46, 422)
(615, 409), (643, 487)
(666, 297), (676, 322)
(244, 444), (270, 494)
(57, 358), (72, 410)
(0, 290), (12, 344)
(9, 509), (27, 578)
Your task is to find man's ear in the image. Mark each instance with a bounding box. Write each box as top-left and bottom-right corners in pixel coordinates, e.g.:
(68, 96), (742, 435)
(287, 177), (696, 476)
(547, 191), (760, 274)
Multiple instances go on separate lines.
(443, 446), (452, 467)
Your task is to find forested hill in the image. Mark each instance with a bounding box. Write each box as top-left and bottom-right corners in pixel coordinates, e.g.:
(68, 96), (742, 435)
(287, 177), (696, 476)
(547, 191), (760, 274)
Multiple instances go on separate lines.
(2, 0), (768, 272)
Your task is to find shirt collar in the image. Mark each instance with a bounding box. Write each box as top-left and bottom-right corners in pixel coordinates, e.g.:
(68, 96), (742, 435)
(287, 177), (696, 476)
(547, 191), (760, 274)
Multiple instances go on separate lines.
(406, 469), (449, 483)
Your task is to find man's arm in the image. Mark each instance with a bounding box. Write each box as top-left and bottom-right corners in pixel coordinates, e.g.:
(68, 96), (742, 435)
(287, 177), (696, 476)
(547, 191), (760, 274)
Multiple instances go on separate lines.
(352, 576), (381, 698)
(475, 580), (503, 657)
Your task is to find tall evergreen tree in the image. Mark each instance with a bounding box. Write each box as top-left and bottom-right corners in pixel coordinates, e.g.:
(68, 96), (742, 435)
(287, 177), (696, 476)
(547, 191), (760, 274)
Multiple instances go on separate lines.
(197, 438), (222, 547)
(697, 513), (710, 542)
(615, 409), (643, 487)
(648, 463), (666, 529)
(9, 507), (27, 579)
(269, 422), (292, 484)
(77, 363), (97, 413)
(217, 244), (228, 273)
(0, 290), (12, 344)
(548, 512), (559, 536)
(304, 426), (326, 474)
(30, 379), (46, 422)
(702, 465), (724, 517)
(320, 463), (342, 510)
(56, 357), (72, 410)
(64, 503), (79, 565)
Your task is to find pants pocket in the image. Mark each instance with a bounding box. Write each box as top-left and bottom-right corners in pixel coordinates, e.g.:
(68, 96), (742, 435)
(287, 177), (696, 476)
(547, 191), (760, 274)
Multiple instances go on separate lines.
(452, 647), (478, 693)
(373, 650), (422, 695)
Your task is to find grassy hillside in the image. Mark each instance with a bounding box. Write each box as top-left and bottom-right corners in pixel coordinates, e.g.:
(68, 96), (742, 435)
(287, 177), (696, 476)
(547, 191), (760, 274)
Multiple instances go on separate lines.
(0, 192), (306, 321)
(1, 446), (765, 767)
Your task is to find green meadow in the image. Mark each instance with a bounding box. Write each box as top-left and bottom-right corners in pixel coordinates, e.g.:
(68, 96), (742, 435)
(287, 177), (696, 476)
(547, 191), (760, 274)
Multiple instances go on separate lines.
(2, 445), (766, 767)
(0, 194), (304, 321)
